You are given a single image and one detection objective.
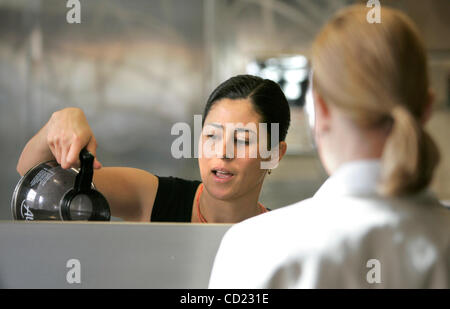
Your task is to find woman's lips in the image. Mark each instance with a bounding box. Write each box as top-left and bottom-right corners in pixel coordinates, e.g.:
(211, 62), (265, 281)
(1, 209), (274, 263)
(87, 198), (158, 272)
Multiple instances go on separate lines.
(211, 168), (234, 183)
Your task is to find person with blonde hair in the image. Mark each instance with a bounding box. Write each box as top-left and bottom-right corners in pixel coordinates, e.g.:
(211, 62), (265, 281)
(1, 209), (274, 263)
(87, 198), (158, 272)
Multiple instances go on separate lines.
(209, 5), (450, 288)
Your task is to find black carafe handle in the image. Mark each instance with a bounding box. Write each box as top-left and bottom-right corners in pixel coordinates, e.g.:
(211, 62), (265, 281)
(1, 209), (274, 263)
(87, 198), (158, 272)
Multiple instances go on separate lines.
(74, 148), (94, 193)
(60, 148), (111, 221)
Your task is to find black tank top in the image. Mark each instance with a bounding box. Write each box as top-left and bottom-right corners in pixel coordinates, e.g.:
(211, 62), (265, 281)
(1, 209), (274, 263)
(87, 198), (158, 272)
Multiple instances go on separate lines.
(150, 176), (201, 222)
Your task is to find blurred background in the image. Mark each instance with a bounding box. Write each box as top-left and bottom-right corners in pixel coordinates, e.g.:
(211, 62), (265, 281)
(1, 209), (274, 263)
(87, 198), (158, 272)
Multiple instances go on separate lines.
(0, 0), (449, 220)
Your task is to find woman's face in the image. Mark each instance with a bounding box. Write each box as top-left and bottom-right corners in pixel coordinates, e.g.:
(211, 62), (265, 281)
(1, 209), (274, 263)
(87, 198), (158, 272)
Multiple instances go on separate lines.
(198, 98), (271, 201)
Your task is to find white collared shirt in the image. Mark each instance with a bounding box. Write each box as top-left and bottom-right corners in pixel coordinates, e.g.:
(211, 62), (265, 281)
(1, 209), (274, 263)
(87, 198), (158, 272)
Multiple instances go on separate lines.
(209, 160), (450, 288)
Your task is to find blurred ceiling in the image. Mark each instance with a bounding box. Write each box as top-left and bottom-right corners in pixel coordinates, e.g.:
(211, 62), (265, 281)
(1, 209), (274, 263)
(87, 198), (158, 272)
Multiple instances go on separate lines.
(0, 0), (448, 49)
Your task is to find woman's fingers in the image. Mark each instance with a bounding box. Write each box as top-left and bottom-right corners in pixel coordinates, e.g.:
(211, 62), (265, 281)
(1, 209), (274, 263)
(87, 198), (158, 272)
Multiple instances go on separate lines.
(45, 108), (100, 169)
(50, 137), (62, 166)
(60, 146), (68, 169)
(65, 134), (101, 169)
(93, 158), (102, 169)
(66, 135), (84, 168)
(86, 136), (102, 169)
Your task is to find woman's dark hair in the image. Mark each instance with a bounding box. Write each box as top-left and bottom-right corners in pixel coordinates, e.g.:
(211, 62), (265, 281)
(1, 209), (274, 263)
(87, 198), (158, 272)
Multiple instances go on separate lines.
(202, 74), (291, 143)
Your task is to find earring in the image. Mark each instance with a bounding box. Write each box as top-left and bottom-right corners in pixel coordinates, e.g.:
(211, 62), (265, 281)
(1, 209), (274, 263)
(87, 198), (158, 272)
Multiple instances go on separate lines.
(268, 170), (272, 175)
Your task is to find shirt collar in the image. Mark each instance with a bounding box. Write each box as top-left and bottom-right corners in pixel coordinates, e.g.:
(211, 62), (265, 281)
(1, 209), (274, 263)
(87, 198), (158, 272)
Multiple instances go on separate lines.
(314, 159), (382, 198)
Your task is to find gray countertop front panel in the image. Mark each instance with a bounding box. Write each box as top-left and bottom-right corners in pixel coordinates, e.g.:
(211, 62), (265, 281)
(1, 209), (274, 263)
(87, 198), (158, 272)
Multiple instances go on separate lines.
(0, 221), (231, 289)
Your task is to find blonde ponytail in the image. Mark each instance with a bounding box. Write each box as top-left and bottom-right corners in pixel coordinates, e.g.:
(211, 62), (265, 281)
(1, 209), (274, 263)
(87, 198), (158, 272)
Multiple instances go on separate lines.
(312, 5), (440, 197)
(379, 105), (439, 196)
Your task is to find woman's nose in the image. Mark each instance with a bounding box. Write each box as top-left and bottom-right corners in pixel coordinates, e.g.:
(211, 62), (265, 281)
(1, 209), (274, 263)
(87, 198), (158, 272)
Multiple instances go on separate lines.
(218, 137), (234, 160)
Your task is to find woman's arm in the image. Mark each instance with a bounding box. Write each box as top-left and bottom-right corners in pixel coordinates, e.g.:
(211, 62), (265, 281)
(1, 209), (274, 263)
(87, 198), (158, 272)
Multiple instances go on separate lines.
(16, 119), (57, 176)
(16, 107), (158, 222)
(93, 167), (158, 221)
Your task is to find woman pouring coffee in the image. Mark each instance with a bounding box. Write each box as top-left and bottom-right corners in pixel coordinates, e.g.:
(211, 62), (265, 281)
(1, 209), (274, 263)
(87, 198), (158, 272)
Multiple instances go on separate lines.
(16, 75), (290, 223)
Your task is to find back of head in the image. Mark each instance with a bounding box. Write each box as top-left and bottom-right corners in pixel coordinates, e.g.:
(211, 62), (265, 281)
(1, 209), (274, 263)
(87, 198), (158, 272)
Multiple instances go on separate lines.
(311, 5), (440, 197)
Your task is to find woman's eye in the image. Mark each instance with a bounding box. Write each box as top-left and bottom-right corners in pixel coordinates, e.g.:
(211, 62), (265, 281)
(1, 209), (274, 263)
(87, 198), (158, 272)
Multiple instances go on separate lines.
(206, 134), (217, 139)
